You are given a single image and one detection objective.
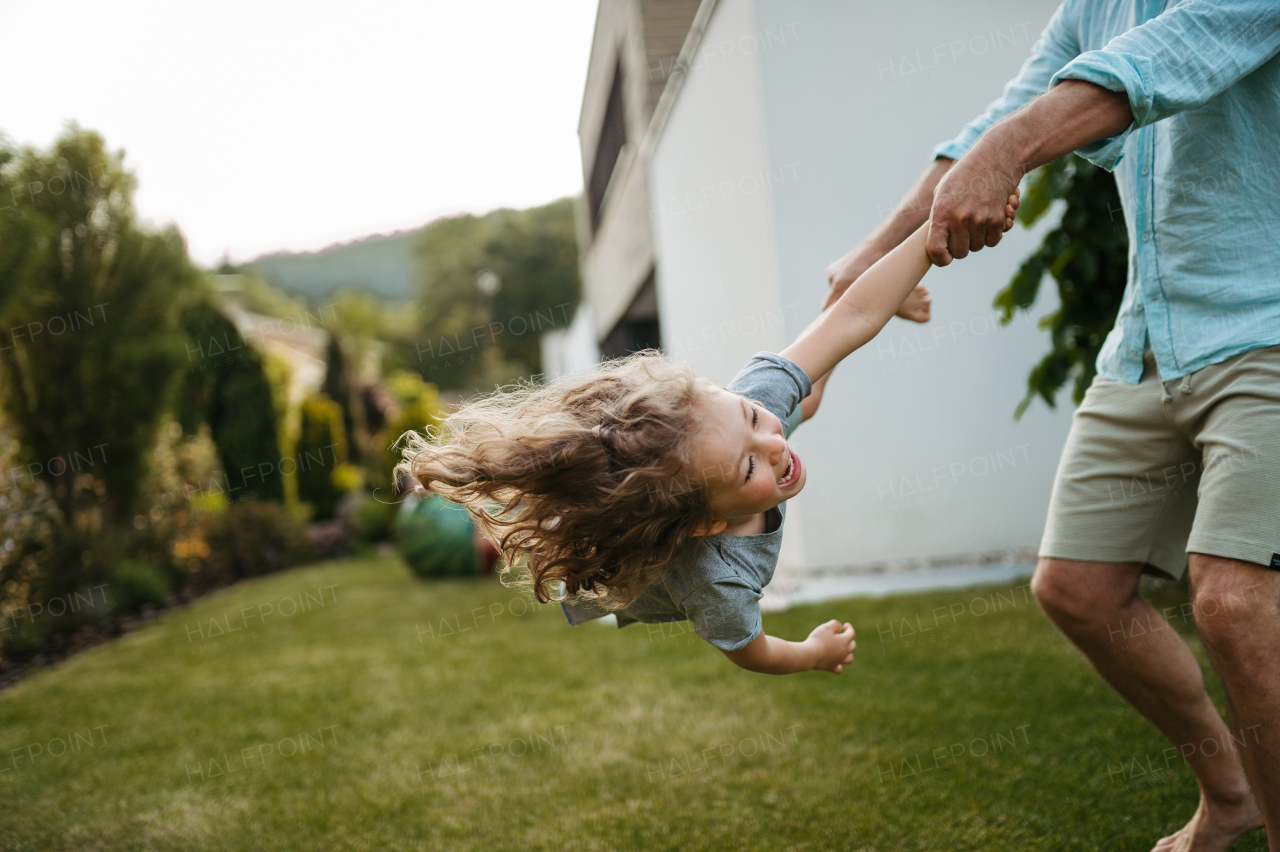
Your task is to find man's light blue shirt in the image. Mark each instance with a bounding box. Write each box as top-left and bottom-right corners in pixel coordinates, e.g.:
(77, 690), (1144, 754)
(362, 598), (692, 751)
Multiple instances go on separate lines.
(932, 0), (1280, 383)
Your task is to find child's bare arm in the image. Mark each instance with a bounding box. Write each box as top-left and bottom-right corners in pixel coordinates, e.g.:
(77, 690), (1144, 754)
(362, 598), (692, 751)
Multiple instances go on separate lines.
(800, 274), (931, 423)
(720, 620), (856, 675)
(781, 225), (934, 382)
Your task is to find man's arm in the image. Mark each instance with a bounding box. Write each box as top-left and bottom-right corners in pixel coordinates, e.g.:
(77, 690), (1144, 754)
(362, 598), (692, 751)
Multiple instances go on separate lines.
(721, 620), (856, 675)
(929, 0), (1280, 265)
(827, 2), (1080, 291)
(799, 370), (830, 422)
(926, 80), (1131, 265)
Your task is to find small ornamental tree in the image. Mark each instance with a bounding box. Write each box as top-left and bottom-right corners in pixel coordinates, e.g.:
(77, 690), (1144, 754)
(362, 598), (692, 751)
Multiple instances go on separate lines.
(995, 154), (1129, 417)
(322, 330), (363, 462)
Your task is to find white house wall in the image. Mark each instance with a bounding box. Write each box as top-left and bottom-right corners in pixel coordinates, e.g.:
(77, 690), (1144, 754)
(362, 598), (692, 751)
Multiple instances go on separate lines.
(648, 0), (805, 568)
(648, 0), (787, 383)
(541, 304), (602, 380)
(750, 0), (1073, 569)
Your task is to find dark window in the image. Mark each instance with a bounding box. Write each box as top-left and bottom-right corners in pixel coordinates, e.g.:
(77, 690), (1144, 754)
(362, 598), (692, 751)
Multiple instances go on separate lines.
(600, 317), (661, 360)
(600, 271), (662, 359)
(588, 59), (627, 232)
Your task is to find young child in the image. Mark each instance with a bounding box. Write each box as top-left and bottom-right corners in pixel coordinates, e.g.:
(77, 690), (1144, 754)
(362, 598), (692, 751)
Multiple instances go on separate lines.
(399, 197), (1017, 675)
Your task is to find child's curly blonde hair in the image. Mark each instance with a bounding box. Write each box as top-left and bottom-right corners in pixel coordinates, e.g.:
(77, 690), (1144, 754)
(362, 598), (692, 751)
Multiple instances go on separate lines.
(396, 352), (719, 608)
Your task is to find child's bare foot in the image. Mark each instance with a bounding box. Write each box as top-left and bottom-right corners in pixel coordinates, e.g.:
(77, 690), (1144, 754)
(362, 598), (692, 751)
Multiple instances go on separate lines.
(1150, 792), (1264, 852)
(895, 285), (932, 323)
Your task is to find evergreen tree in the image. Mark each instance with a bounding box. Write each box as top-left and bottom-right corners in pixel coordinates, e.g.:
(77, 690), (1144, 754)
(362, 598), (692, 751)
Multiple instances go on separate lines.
(177, 300), (284, 502)
(322, 331), (362, 462)
(0, 127), (199, 593)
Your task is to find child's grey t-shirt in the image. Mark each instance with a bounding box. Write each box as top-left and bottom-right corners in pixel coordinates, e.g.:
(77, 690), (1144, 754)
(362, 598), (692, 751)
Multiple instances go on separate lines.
(559, 351), (812, 652)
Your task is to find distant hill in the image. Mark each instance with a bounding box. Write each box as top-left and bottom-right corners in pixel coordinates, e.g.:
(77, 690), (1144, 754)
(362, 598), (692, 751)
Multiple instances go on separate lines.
(247, 229), (421, 300)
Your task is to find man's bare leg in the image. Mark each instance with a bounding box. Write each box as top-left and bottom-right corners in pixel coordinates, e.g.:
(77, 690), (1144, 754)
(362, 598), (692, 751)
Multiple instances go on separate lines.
(1189, 553), (1280, 851)
(1031, 558), (1262, 852)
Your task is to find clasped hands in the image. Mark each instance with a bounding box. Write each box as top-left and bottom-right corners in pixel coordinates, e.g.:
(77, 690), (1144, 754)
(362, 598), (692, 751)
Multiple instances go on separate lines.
(927, 155), (1022, 267)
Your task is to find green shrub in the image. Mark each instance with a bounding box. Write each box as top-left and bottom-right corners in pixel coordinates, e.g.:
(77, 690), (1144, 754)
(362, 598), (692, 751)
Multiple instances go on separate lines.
(131, 419), (224, 589)
(371, 371), (443, 499)
(202, 500), (314, 583)
(0, 621), (46, 663)
(110, 560), (170, 612)
(353, 495), (397, 543)
(297, 393), (349, 520)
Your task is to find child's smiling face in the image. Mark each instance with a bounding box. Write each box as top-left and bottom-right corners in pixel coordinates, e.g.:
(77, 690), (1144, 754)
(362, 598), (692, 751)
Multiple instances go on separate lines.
(686, 386), (805, 528)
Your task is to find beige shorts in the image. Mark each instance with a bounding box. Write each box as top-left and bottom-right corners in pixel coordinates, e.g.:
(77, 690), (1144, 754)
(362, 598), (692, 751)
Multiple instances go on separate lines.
(1040, 345), (1280, 580)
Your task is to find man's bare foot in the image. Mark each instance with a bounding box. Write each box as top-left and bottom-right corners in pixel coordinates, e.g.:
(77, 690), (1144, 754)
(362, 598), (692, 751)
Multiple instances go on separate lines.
(1151, 792), (1264, 852)
(895, 285), (932, 323)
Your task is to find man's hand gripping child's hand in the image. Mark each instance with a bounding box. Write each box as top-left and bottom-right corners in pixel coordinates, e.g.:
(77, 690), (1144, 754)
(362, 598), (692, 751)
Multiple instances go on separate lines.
(894, 189), (1019, 325)
(807, 620), (857, 674)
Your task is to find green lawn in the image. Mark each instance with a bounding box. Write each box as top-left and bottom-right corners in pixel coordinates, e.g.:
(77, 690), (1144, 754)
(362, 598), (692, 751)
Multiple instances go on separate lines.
(0, 554), (1266, 851)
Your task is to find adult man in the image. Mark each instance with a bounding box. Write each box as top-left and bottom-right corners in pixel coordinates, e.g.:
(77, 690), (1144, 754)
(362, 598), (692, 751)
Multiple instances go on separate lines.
(826, 3), (1280, 850)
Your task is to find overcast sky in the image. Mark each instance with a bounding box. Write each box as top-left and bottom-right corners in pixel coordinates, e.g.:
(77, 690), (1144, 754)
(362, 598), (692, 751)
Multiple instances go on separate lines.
(0, 0), (597, 266)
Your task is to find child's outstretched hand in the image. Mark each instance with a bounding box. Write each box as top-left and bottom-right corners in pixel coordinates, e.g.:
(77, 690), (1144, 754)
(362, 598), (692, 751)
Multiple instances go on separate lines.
(807, 620), (856, 674)
(1003, 188), (1021, 232)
